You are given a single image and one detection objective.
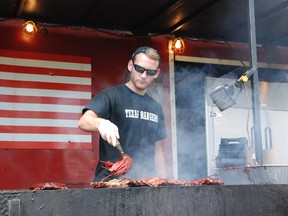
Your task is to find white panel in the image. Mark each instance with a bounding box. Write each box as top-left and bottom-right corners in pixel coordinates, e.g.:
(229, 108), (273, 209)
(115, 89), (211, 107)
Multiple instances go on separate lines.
(0, 118), (79, 127)
(0, 134), (91, 142)
(0, 72), (91, 85)
(0, 102), (83, 113)
(0, 56), (91, 71)
(0, 87), (91, 99)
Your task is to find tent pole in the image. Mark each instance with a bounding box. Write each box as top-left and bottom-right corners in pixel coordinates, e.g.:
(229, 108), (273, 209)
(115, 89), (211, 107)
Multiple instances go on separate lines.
(248, 0), (263, 164)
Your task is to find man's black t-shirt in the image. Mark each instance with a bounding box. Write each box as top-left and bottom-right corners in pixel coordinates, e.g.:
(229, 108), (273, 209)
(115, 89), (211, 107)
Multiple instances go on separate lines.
(83, 84), (166, 180)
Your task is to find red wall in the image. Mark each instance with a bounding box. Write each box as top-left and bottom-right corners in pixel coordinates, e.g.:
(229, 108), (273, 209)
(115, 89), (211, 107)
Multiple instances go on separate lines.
(1, 20), (287, 189)
(0, 20), (172, 189)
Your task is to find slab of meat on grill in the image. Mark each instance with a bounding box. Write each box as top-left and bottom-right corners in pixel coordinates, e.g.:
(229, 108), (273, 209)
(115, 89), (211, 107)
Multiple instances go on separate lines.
(185, 178), (224, 186)
(133, 177), (168, 187)
(29, 182), (68, 190)
(90, 178), (133, 188)
(90, 177), (224, 188)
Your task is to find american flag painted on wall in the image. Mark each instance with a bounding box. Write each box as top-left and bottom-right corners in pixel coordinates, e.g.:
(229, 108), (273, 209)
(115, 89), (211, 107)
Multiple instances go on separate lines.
(0, 50), (92, 149)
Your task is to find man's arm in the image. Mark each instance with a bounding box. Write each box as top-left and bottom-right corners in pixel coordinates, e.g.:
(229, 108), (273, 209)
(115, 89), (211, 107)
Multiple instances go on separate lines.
(78, 110), (119, 145)
(78, 110), (102, 132)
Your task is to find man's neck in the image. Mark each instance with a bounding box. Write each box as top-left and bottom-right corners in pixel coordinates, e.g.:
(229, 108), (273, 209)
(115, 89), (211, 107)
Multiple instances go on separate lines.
(125, 82), (146, 96)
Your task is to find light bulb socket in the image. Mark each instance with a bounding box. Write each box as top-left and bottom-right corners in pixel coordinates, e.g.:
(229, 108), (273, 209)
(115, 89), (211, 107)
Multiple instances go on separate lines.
(172, 37), (185, 54)
(22, 21), (38, 36)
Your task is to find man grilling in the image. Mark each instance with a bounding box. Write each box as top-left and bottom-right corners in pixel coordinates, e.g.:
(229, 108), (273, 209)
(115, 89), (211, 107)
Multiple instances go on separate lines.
(78, 46), (167, 181)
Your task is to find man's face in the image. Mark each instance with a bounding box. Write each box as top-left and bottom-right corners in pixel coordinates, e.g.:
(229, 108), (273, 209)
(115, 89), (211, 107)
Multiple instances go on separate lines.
(127, 53), (160, 94)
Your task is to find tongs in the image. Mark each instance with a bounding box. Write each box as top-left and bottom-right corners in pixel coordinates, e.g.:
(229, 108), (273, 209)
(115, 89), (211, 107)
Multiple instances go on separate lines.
(115, 140), (128, 159)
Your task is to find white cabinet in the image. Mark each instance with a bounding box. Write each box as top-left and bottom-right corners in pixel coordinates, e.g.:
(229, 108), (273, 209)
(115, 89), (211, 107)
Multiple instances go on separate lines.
(205, 77), (288, 175)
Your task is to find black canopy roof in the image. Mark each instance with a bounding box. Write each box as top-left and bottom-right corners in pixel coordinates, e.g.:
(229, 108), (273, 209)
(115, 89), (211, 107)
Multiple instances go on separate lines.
(1, 0), (288, 46)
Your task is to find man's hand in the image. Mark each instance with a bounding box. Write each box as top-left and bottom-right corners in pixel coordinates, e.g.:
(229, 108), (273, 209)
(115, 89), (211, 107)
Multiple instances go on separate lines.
(78, 110), (119, 146)
(98, 119), (120, 146)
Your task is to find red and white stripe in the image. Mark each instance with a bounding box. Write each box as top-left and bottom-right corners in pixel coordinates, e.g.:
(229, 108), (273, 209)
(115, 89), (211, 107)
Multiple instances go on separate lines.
(0, 50), (92, 149)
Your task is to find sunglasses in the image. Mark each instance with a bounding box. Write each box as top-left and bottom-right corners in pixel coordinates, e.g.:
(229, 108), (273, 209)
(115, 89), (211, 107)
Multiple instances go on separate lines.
(133, 63), (158, 76)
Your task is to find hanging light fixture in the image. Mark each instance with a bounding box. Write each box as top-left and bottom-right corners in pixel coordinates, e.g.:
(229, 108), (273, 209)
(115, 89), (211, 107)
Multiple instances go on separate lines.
(209, 66), (257, 111)
(22, 21), (38, 36)
(172, 37), (185, 53)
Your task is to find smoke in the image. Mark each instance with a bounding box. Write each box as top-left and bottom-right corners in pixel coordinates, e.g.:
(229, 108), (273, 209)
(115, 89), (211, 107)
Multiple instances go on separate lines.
(174, 63), (218, 180)
(173, 62), (245, 180)
(142, 61), (288, 182)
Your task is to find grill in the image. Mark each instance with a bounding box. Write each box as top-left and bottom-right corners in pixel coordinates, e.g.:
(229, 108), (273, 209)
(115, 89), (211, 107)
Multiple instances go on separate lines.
(1, 185), (288, 216)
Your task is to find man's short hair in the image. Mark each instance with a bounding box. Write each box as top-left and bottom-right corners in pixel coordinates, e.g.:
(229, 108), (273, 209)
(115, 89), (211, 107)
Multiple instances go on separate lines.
(131, 46), (161, 67)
